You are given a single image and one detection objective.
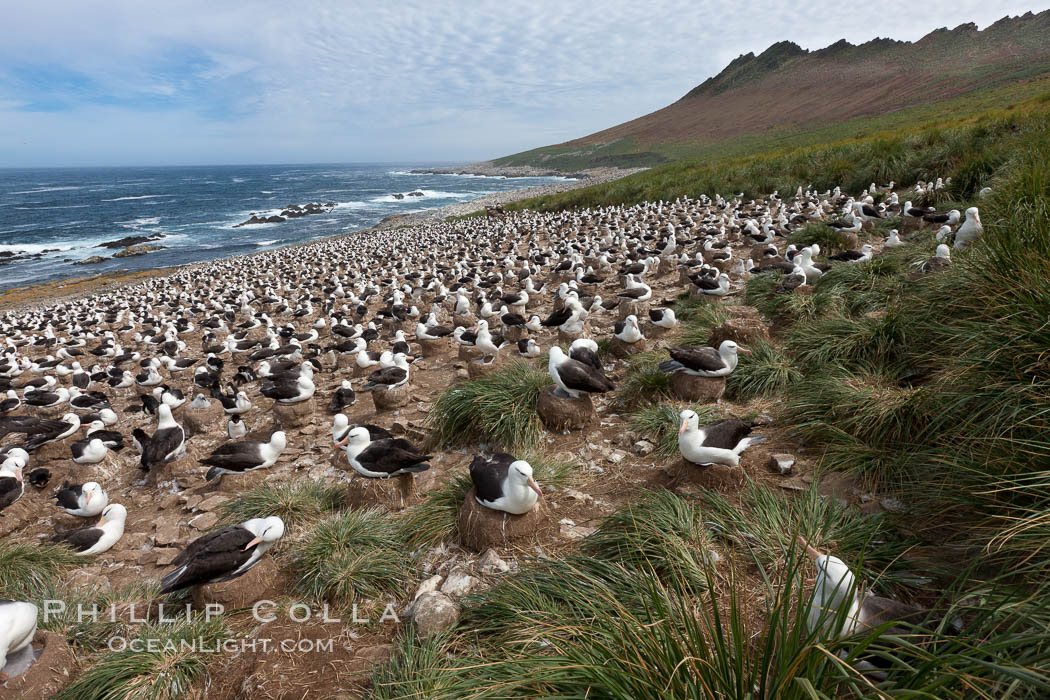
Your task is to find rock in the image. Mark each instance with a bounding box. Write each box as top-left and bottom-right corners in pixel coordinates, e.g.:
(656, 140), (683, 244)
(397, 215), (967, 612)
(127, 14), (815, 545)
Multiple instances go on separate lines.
(404, 574), (444, 616)
(560, 522), (597, 540)
(191, 555), (282, 611)
(766, 453), (795, 475)
(113, 244), (165, 258)
(562, 488), (594, 504)
(189, 512), (219, 530)
(153, 520), (182, 546)
(96, 234), (164, 249)
(536, 385), (595, 432)
(478, 549), (510, 575)
(752, 413), (775, 426)
(457, 488), (557, 552)
(669, 373), (726, 402)
(74, 255), (107, 265)
(440, 567), (480, 597)
(3, 631), (77, 699)
(153, 547), (181, 566)
(197, 495), (230, 512)
(371, 385), (412, 411)
(708, 317), (771, 348)
(607, 450), (627, 465)
(633, 440), (656, 456)
(411, 591), (460, 638)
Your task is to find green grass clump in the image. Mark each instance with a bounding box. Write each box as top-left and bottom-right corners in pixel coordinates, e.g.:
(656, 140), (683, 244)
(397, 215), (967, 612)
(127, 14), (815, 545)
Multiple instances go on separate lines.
(788, 222), (851, 252)
(41, 582), (160, 651)
(397, 471), (473, 549)
(0, 542), (81, 599)
(426, 361), (549, 449)
(580, 491), (712, 594)
(615, 348), (671, 407)
(290, 509), (411, 608)
(726, 339), (802, 399)
(220, 480), (344, 530)
(628, 401), (719, 456)
(56, 616), (228, 700)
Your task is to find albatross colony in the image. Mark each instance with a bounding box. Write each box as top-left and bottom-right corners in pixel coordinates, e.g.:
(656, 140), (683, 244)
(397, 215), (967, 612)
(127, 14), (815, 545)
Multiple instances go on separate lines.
(0, 181), (977, 689)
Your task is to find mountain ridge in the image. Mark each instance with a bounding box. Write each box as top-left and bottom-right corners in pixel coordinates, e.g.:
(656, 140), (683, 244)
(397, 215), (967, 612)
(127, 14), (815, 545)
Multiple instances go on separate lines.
(491, 10), (1050, 170)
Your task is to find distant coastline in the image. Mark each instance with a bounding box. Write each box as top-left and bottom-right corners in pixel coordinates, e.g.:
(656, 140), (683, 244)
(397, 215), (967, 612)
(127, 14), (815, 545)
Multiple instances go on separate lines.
(410, 161), (639, 180)
(0, 166), (642, 311)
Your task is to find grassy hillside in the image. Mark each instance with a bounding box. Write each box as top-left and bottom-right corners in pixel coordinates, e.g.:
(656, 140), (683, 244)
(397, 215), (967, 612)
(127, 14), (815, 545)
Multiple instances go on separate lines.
(493, 10), (1050, 171)
(379, 76), (1050, 698)
(506, 87), (1050, 212)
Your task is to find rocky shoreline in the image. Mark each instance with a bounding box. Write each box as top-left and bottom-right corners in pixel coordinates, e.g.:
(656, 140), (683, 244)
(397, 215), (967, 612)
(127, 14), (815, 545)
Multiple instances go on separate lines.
(374, 166), (644, 227)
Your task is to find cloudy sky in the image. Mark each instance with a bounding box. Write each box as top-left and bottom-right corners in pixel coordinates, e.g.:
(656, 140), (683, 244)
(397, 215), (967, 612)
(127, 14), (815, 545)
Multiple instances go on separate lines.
(1, 1), (1046, 167)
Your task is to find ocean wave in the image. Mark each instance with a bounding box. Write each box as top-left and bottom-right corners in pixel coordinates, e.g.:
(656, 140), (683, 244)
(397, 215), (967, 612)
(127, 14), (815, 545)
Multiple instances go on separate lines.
(255, 239), (278, 246)
(101, 194), (174, 202)
(369, 190), (472, 203)
(0, 243), (76, 254)
(8, 185), (85, 195)
(14, 204), (91, 210)
(116, 217), (162, 229)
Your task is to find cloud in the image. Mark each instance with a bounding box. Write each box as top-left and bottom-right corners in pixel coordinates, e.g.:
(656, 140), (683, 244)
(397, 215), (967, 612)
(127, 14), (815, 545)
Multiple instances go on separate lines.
(0, 0), (1045, 166)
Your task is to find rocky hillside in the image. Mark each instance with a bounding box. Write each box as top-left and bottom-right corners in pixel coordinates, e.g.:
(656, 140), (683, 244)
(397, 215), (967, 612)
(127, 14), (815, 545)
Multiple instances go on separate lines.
(492, 10), (1050, 170)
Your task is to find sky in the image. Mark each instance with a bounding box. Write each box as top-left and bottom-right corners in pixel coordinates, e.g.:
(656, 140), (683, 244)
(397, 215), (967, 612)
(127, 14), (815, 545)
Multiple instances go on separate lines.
(1, 1), (1047, 167)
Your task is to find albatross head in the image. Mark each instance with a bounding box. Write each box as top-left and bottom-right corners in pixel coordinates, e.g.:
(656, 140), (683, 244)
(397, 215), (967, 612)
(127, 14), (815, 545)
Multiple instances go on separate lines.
(98, 503), (128, 528)
(718, 340), (750, 357)
(242, 516), (286, 551)
(509, 460), (543, 499)
(678, 409), (700, 436)
(334, 426), (370, 450)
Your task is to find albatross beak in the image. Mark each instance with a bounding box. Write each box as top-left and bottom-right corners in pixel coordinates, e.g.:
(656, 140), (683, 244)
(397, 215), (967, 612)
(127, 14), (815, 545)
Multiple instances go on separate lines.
(241, 536), (263, 552)
(15, 469), (23, 484)
(738, 347), (752, 354)
(528, 477), (543, 499)
(333, 437), (348, 449)
(679, 422), (688, 436)
(797, 535), (822, 561)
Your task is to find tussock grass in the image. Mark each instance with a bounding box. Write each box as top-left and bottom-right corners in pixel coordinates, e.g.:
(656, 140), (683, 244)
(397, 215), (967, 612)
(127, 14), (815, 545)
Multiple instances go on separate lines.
(615, 348), (671, 407)
(580, 490), (712, 594)
(290, 509), (411, 607)
(41, 582), (160, 651)
(426, 361), (549, 449)
(397, 471), (473, 549)
(220, 480), (344, 530)
(0, 542), (81, 599)
(726, 339), (802, 399)
(371, 491), (1050, 698)
(628, 401), (719, 456)
(788, 222), (852, 252)
(55, 616), (228, 700)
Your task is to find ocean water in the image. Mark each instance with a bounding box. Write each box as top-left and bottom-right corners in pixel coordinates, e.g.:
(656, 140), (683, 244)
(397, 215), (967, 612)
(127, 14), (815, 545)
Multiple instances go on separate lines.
(0, 164), (568, 290)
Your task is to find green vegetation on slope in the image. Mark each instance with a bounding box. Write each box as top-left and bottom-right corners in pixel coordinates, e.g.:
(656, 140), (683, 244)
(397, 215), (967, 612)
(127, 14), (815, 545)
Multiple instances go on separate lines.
(505, 84), (1050, 210)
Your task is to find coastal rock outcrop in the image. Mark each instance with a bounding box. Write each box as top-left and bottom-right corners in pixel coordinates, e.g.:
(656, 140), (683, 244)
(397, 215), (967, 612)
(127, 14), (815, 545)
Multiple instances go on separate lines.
(233, 202), (335, 227)
(114, 244), (166, 258)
